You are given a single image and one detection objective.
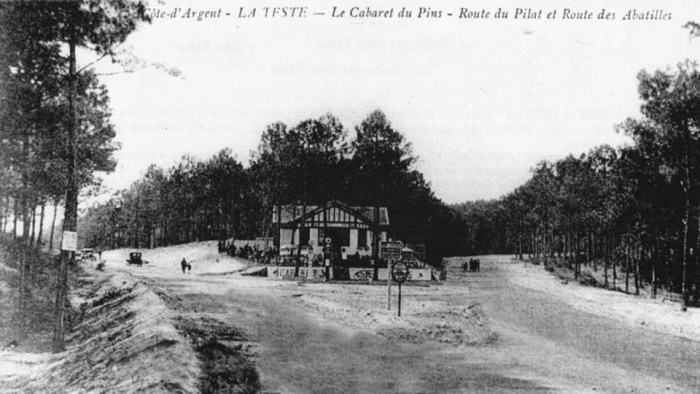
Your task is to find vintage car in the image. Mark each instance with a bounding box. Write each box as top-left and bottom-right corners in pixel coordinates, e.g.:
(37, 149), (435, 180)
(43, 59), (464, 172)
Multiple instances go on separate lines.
(126, 252), (143, 267)
(80, 248), (96, 262)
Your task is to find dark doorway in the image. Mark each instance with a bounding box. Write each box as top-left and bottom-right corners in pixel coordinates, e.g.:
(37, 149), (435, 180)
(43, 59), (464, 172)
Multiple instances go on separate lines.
(319, 228), (350, 256)
(299, 227), (310, 246)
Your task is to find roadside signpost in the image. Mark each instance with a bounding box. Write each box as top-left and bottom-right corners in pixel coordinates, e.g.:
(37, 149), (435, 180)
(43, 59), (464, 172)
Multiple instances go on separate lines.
(380, 240), (403, 311)
(380, 240), (402, 261)
(61, 231), (77, 252)
(392, 261), (409, 316)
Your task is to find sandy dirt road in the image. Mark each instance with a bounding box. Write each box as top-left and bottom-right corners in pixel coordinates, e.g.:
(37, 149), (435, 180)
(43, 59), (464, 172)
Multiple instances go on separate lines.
(453, 257), (700, 393)
(105, 248), (700, 393)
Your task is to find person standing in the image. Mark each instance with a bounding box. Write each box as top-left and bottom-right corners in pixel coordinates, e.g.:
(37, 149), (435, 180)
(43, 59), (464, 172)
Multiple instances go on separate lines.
(181, 258), (187, 274)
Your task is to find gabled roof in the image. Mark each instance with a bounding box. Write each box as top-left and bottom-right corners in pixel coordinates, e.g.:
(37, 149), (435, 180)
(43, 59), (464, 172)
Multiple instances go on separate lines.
(272, 200), (389, 227)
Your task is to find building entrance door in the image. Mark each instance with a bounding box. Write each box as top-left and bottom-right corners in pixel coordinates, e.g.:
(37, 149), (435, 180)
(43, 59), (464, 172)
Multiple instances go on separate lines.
(320, 228), (349, 263)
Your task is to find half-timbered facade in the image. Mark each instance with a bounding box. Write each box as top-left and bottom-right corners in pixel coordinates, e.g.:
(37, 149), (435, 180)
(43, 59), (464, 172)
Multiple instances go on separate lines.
(272, 200), (389, 260)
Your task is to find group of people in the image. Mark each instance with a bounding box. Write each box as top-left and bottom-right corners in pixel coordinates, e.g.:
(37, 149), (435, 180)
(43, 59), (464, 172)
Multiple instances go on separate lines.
(463, 258), (481, 273)
(180, 258), (192, 274)
(218, 240), (237, 256)
(217, 239), (278, 263)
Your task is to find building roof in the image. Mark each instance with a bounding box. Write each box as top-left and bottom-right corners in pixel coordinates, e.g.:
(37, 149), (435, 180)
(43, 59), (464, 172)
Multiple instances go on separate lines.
(272, 200), (389, 227)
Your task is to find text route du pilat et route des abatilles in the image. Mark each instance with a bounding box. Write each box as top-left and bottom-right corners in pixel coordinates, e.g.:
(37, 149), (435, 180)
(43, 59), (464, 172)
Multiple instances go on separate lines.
(145, 6), (672, 21)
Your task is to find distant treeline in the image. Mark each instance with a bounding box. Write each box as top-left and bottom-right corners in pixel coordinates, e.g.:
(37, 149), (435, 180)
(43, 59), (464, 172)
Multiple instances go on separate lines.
(79, 110), (469, 265)
(454, 61), (700, 299)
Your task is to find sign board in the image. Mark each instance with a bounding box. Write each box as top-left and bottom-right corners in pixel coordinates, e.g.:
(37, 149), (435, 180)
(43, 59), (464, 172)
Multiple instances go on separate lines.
(61, 231), (78, 252)
(380, 241), (403, 261)
(392, 261), (409, 317)
(349, 268), (374, 280)
(357, 268), (431, 282)
(268, 266), (326, 280)
(392, 261), (409, 283)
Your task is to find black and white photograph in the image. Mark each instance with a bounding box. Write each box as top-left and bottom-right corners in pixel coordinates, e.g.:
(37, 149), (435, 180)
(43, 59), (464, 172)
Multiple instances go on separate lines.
(1, 0), (700, 392)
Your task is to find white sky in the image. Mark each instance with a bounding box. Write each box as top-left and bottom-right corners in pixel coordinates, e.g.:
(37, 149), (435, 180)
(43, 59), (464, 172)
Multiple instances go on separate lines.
(92, 0), (700, 204)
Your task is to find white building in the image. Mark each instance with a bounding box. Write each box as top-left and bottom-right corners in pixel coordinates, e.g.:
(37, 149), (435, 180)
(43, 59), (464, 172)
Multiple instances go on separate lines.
(272, 200), (389, 261)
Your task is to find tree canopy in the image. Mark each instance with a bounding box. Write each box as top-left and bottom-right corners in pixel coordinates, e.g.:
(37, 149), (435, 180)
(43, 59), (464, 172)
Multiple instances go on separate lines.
(80, 110), (468, 265)
(453, 61), (700, 304)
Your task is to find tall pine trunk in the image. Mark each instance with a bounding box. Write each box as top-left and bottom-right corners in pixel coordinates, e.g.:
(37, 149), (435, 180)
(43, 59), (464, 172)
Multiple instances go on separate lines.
(625, 240), (630, 294)
(2, 196), (9, 234)
(0, 195), (5, 235)
(586, 231), (592, 268)
(564, 224), (569, 266)
(49, 201), (58, 252)
(29, 201), (36, 247)
(680, 150), (691, 311)
(592, 233), (597, 271)
(18, 105), (33, 330)
(53, 33), (77, 353)
(612, 234), (617, 289)
(695, 200), (700, 304)
(518, 218), (523, 260)
(37, 202), (45, 249)
(575, 231), (580, 279)
(652, 243), (658, 298)
(634, 244), (641, 296)
(604, 235), (609, 288)
(13, 198), (18, 239)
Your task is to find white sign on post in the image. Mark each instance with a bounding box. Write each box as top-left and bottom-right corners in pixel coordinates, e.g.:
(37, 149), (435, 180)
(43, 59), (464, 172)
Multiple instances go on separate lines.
(61, 231), (78, 252)
(381, 240), (403, 311)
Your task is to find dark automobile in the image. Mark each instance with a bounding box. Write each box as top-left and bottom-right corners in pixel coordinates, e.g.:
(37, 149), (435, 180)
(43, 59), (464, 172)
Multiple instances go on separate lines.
(80, 248), (96, 262)
(126, 252), (143, 267)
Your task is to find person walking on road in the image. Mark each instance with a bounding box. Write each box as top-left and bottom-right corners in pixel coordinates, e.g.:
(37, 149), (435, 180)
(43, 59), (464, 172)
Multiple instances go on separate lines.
(181, 258), (187, 274)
